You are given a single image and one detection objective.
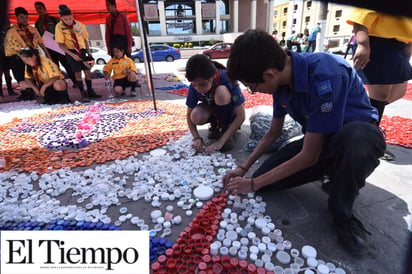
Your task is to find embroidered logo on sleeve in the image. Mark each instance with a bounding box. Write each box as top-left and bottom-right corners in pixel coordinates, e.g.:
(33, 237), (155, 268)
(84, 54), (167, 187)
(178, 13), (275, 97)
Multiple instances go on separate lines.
(316, 80), (333, 112)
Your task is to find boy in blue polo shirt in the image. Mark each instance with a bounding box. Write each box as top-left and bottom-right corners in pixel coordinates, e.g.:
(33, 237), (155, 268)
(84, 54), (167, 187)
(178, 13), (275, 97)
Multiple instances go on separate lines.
(223, 29), (385, 256)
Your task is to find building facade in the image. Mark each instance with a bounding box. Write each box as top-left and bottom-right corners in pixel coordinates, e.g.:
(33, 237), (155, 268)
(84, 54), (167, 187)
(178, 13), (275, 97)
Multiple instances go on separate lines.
(273, 0), (354, 48)
(90, 0), (354, 50)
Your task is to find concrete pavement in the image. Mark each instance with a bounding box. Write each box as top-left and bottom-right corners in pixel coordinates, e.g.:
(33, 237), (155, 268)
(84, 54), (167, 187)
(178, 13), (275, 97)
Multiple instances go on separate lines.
(0, 53), (411, 273)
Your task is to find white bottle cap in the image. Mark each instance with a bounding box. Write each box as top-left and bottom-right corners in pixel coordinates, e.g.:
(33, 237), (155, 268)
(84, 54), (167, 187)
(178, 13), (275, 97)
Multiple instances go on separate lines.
(276, 250), (291, 264)
(258, 243), (266, 252)
(294, 256), (304, 267)
(273, 266), (284, 274)
(326, 262), (336, 271)
(261, 254), (271, 263)
(267, 242), (277, 252)
(334, 267), (346, 274)
(210, 242), (219, 255)
(317, 264), (329, 274)
(249, 253), (258, 261)
(219, 246), (229, 256)
(249, 245), (259, 254)
(172, 215), (182, 224)
(223, 238), (232, 247)
(255, 259), (264, 268)
(240, 237), (249, 246)
(193, 185), (214, 200)
(226, 230), (238, 241)
(150, 210), (162, 220)
(302, 245), (317, 258)
(290, 248), (300, 257)
(229, 246), (238, 256)
(238, 249), (247, 259)
(307, 257), (318, 267)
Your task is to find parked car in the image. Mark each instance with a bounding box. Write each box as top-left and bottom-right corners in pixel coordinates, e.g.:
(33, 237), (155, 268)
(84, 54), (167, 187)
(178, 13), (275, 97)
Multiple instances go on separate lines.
(131, 44), (181, 63)
(199, 42), (233, 59)
(90, 47), (111, 65)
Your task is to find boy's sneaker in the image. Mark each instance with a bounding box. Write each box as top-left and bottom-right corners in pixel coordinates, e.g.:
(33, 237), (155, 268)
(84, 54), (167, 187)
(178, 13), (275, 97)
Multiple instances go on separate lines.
(80, 91), (90, 102)
(380, 149), (395, 161)
(335, 215), (371, 256)
(130, 90), (137, 97)
(87, 89), (101, 98)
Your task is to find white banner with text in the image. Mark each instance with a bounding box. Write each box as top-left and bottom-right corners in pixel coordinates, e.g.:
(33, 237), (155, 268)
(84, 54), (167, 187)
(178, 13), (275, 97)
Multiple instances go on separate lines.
(1, 231), (149, 274)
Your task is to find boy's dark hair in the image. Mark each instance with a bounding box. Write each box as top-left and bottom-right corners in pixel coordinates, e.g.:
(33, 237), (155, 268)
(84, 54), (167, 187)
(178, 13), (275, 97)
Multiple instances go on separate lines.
(107, 0), (117, 6)
(227, 29), (287, 83)
(19, 46), (42, 77)
(34, 2), (46, 8)
(58, 4), (72, 16)
(111, 43), (125, 54)
(15, 7), (28, 16)
(185, 54), (226, 81)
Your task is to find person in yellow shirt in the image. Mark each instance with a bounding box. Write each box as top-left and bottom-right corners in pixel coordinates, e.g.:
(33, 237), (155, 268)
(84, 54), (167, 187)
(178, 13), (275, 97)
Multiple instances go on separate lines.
(5, 7), (51, 101)
(103, 45), (139, 97)
(18, 46), (70, 105)
(347, 8), (412, 161)
(55, 4), (100, 102)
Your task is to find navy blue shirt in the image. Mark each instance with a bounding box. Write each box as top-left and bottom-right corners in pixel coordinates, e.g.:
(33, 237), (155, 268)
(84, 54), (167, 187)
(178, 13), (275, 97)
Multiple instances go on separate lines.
(273, 51), (379, 134)
(186, 69), (245, 109)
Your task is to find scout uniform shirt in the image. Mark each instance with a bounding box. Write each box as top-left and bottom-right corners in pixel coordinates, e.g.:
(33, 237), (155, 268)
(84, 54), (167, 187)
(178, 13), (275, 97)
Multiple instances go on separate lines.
(103, 56), (137, 80)
(5, 24), (43, 56)
(272, 51), (379, 134)
(25, 56), (64, 84)
(54, 20), (89, 50)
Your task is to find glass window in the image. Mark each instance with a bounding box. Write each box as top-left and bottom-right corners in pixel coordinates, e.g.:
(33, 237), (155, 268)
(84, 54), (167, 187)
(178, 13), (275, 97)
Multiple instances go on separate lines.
(333, 25), (340, 32)
(283, 7), (288, 13)
(335, 10), (342, 17)
(305, 16), (310, 23)
(307, 1), (312, 8)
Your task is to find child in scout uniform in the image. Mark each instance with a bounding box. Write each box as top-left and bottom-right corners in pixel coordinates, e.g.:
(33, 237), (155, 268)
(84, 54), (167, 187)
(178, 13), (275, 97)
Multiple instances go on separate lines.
(5, 7), (51, 100)
(55, 4), (100, 102)
(103, 45), (139, 97)
(19, 46), (70, 104)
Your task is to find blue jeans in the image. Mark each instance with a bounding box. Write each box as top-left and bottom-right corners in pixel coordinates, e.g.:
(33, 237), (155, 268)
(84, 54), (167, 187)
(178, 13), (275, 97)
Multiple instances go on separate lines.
(253, 121), (386, 222)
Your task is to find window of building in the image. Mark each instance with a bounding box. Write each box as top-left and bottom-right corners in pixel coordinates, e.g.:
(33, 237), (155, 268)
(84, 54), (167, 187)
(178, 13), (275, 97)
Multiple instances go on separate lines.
(307, 1), (312, 8)
(293, 19), (297, 25)
(333, 25), (340, 32)
(274, 10), (278, 17)
(283, 7), (288, 14)
(335, 10), (342, 18)
(282, 21), (287, 27)
(305, 16), (310, 23)
(294, 4), (298, 11)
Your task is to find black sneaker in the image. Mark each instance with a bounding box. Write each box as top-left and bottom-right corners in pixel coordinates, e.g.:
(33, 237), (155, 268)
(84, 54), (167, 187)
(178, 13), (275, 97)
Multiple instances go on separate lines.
(320, 175), (333, 194)
(380, 149), (395, 161)
(87, 89), (102, 98)
(335, 215), (371, 256)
